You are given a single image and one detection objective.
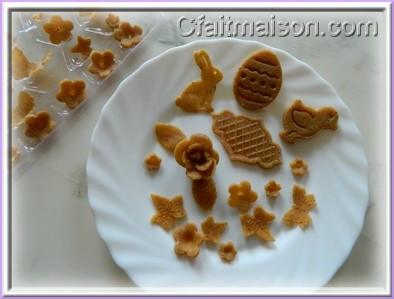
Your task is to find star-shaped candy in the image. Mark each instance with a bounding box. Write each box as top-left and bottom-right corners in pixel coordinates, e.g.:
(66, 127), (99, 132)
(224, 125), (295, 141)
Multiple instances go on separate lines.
(240, 206), (275, 242)
(70, 36), (92, 57)
(150, 194), (186, 230)
(201, 216), (227, 243)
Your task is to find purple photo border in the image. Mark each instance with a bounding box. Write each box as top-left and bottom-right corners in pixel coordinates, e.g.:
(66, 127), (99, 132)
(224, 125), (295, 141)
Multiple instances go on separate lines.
(0, 1), (392, 298)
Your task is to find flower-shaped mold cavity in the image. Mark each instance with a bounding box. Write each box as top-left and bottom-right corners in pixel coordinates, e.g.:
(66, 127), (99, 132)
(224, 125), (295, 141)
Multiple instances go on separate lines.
(70, 36), (92, 58)
(113, 21), (143, 49)
(43, 15), (74, 45)
(88, 50), (116, 78)
(63, 34), (96, 70)
(18, 12), (49, 31)
(105, 13), (120, 30)
(56, 79), (87, 109)
(24, 111), (56, 140)
(75, 11), (154, 40)
(76, 12), (118, 35)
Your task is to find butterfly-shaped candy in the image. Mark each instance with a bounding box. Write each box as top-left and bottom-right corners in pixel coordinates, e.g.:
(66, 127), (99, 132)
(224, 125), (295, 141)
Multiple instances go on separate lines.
(283, 185), (316, 229)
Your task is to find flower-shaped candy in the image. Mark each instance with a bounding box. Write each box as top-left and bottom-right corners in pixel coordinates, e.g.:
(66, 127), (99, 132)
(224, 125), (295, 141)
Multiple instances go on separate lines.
(105, 13), (120, 29)
(240, 206), (275, 242)
(56, 79), (87, 109)
(144, 153), (161, 171)
(24, 111), (56, 139)
(43, 15), (74, 44)
(218, 241), (237, 263)
(174, 134), (219, 180)
(113, 21), (143, 48)
(264, 180), (282, 199)
(88, 50), (116, 78)
(70, 36), (92, 57)
(227, 181), (258, 213)
(150, 194), (186, 230)
(201, 216), (227, 243)
(85, 12), (107, 29)
(173, 223), (204, 258)
(290, 158), (308, 176)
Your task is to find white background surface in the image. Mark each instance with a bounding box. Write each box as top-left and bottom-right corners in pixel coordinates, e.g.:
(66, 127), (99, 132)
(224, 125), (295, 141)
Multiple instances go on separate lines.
(11, 10), (388, 291)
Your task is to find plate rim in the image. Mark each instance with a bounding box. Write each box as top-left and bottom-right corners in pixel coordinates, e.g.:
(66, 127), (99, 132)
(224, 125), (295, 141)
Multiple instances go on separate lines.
(86, 38), (369, 289)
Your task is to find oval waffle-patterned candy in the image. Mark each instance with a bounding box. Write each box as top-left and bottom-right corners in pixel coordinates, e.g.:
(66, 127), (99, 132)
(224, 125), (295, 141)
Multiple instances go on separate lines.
(212, 110), (281, 169)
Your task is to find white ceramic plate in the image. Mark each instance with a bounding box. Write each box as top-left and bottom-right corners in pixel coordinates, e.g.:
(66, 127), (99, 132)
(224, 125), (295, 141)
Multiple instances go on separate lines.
(86, 39), (368, 288)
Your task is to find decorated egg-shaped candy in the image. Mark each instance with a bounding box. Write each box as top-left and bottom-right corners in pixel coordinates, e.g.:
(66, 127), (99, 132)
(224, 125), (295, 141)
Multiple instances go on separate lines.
(233, 50), (282, 110)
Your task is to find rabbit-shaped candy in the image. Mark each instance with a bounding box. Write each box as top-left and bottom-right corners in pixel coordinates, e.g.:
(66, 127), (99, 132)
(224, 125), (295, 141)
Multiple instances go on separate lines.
(175, 49), (223, 113)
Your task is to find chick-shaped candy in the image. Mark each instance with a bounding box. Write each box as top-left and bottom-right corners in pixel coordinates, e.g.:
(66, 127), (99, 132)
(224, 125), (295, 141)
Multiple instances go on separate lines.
(280, 99), (338, 144)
